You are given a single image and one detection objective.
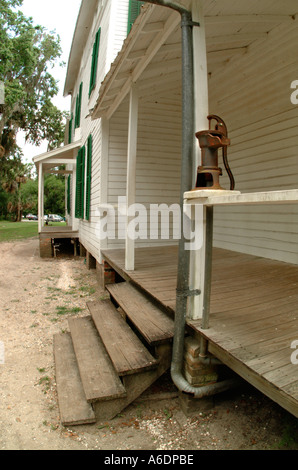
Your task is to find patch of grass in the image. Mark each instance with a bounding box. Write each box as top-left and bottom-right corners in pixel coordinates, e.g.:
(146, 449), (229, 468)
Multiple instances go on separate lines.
(38, 376), (51, 393)
(55, 305), (83, 316)
(0, 220), (67, 243)
(0, 221), (38, 242)
(79, 285), (96, 295)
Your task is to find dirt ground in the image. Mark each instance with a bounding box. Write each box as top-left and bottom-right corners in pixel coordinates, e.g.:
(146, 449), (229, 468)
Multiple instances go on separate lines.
(0, 237), (297, 451)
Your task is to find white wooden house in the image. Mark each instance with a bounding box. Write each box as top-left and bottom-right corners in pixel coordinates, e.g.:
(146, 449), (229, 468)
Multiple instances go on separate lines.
(34, 0), (298, 425)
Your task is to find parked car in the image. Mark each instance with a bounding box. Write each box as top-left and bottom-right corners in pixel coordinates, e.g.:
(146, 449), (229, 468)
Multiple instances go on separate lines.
(48, 214), (64, 222)
(26, 214), (38, 220)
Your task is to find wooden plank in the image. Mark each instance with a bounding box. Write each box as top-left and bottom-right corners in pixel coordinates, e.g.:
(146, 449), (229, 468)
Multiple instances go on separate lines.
(53, 333), (96, 426)
(106, 283), (174, 345)
(102, 246), (298, 419)
(206, 339), (298, 419)
(68, 316), (126, 403)
(87, 299), (158, 376)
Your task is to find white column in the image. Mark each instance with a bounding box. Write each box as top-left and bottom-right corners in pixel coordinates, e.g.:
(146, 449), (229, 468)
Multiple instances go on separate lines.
(38, 163), (44, 232)
(99, 117), (110, 261)
(72, 162), (78, 231)
(188, 1), (210, 320)
(125, 84), (139, 271)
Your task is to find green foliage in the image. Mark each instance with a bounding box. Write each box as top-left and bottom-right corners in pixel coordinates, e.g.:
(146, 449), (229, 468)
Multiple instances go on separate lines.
(44, 174), (65, 215)
(0, 0), (68, 154)
(0, 0), (69, 221)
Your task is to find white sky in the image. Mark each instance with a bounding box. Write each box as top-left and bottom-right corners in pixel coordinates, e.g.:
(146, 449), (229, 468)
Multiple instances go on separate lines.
(17, 0), (82, 163)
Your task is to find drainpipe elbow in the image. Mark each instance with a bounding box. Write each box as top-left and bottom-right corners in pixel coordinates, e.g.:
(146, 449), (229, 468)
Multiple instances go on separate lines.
(171, 364), (241, 399)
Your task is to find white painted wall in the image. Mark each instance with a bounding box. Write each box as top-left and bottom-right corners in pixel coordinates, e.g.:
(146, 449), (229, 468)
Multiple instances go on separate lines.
(68, 1), (298, 266)
(67, 0), (131, 261)
(107, 96), (182, 249)
(208, 20), (298, 264)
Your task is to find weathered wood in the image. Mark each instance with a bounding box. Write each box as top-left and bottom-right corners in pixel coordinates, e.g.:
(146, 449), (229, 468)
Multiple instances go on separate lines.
(106, 282), (174, 345)
(68, 316), (126, 403)
(102, 246), (298, 419)
(53, 333), (96, 426)
(93, 343), (172, 421)
(87, 299), (158, 376)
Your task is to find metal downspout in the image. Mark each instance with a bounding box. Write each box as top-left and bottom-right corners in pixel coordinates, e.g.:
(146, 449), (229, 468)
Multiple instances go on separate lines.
(137, 0), (240, 397)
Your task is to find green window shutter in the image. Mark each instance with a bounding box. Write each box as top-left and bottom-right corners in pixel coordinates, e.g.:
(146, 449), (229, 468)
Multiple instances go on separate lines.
(127, 0), (144, 34)
(75, 82), (83, 129)
(89, 28), (101, 97)
(68, 113), (73, 144)
(75, 146), (85, 219)
(85, 134), (93, 221)
(67, 175), (71, 215)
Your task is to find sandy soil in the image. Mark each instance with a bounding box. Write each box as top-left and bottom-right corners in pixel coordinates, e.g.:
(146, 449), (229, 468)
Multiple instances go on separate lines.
(0, 238), (297, 451)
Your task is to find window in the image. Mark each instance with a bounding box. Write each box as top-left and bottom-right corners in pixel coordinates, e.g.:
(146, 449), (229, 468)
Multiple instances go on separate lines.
(75, 146), (85, 219)
(75, 82), (83, 129)
(85, 134), (93, 221)
(89, 27), (101, 97)
(127, 0), (144, 34)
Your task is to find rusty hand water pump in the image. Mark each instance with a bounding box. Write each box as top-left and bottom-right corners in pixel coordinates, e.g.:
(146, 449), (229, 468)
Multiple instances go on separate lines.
(194, 115), (235, 191)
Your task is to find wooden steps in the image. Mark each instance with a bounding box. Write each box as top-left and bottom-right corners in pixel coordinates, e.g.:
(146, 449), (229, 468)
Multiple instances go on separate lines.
(68, 316), (126, 402)
(53, 281), (174, 426)
(53, 333), (96, 426)
(106, 282), (175, 345)
(87, 299), (157, 376)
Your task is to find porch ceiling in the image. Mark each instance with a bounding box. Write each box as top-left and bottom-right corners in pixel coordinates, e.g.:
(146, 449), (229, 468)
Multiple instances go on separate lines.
(91, 0), (298, 120)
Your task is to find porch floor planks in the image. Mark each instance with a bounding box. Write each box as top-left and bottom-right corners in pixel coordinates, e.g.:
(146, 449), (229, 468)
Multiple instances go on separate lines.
(53, 333), (96, 426)
(68, 316), (126, 403)
(87, 299), (158, 375)
(102, 245), (298, 418)
(106, 283), (175, 345)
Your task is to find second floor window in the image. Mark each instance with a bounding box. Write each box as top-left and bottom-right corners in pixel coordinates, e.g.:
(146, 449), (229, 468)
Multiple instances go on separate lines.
(89, 27), (101, 97)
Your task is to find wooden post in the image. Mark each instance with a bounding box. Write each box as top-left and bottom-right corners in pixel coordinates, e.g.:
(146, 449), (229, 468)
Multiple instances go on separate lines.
(38, 163), (44, 233)
(72, 161), (78, 231)
(125, 85), (139, 271)
(188, 1), (209, 320)
(99, 118), (109, 260)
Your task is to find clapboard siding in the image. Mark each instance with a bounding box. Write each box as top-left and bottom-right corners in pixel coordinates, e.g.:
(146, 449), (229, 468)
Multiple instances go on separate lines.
(107, 98), (182, 248)
(68, 1), (132, 261)
(208, 20), (298, 264)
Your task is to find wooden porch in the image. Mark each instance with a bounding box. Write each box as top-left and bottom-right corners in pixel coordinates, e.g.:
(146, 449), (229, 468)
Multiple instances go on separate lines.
(101, 245), (298, 419)
(39, 225), (79, 239)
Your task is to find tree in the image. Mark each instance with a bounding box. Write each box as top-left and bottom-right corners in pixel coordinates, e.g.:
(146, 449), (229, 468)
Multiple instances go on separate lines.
(44, 174), (65, 215)
(0, 0), (68, 219)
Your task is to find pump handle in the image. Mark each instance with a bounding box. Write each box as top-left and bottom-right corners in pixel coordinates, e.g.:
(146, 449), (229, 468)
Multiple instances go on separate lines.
(207, 115), (235, 190)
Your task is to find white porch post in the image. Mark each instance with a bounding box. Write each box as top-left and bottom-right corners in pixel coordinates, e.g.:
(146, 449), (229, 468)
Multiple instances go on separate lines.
(38, 162), (44, 232)
(188, 1), (210, 320)
(72, 161), (78, 231)
(125, 84), (139, 271)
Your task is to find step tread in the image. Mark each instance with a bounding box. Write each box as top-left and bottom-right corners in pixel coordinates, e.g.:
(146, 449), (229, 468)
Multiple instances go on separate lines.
(87, 299), (158, 376)
(68, 316), (126, 403)
(53, 333), (96, 426)
(106, 283), (174, 345)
